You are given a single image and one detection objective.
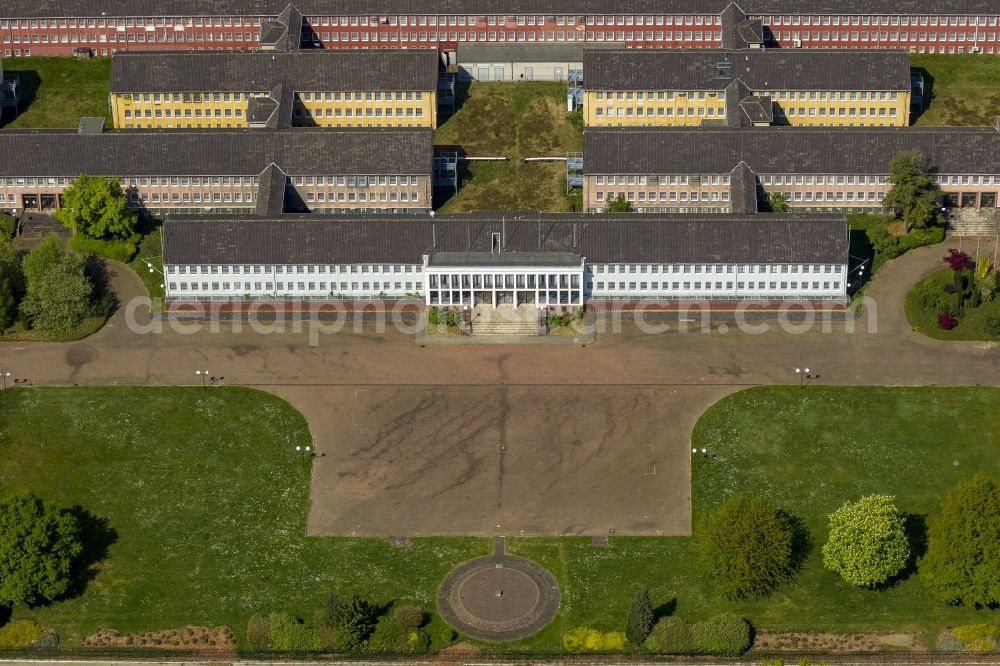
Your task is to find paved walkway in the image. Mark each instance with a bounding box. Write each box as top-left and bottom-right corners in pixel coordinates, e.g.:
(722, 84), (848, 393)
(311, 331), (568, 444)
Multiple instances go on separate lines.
(1, 241), (998, 535)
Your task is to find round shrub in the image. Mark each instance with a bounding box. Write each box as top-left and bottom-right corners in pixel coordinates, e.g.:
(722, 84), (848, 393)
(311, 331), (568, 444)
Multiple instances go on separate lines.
(392, 604), (427, 629)
(938, 311), (958, 330)
(644, 617), (693, 654)
(822, 494), (910, 587)
(601, 631), (627, 651)
(0, 620), (44, 648)
(563, 627), (625, 652)
(29, 631), (59, 649)
(691, 614), (752, 656)
(952, 624), (998, 652)
(699, 494), (795, 600)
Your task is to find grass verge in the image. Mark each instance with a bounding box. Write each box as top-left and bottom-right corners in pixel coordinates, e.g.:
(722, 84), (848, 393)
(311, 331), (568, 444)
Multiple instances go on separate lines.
(0, 57), (112, 129)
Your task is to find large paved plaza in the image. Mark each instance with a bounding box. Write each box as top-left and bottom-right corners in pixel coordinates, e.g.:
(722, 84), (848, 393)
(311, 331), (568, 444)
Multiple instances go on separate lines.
(297, 385), (717, 536)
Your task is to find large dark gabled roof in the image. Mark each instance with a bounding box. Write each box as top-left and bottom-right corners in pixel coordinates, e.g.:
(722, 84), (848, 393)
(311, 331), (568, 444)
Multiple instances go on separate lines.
(111, 49), (440, 93)
(4, 1), (999, 17)
(162, 212), (849, 266)
(584, 49), (910, 91)
(585, 127), (1000, 175)
(0, 128), (433, 177)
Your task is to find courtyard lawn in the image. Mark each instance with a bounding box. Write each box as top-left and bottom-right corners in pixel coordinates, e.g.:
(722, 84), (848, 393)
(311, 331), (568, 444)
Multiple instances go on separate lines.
(911, 54), (1000, 126)
(434, 82), (583, 212)
(0, 57), (112, 129)
(0, 387), (485, 647)
(3, 387), (1000, 653)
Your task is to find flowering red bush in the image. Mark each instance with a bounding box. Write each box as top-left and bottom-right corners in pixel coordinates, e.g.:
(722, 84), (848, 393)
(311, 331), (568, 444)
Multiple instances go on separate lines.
(943, 249), (974, 271)
(938, 311), (958, 330)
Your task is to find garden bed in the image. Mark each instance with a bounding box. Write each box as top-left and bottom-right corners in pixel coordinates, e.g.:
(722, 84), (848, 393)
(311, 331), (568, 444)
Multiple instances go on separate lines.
(905, 258), (1000, 341)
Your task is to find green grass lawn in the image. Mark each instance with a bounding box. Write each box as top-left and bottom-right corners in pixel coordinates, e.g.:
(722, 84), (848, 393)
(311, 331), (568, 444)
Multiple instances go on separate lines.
(435, 82), (583, 213)
(0, 388), (485, 648)
(1, 57), (112, 129)
(911, 54), (1000, 126)
(905, 267), (1000, 340)
(3, 387), (1000, 652)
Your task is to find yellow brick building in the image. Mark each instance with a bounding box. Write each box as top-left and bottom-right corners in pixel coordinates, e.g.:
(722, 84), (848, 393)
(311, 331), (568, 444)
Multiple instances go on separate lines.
(110, 49), (439, 130)
(584, 48), (911, 128)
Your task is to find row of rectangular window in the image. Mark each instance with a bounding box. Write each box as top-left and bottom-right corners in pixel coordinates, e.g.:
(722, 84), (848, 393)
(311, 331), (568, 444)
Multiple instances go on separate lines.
(318, 30), (720, 42)
(1, 17), (263, 29)
(290, 176), (420, 186)
(2, 33), (254, 44)
(772, 30), (996, 42)
(124, 108), (243, 119)
(594, 281), (842, 291)
(298, 91), (424, 102)
(763, 15), (997, 27)
(594, 264), (842, 274)
(595, 175), (731, 185)
(303, 191), (420, 203)
(294, 106), (424, 118)
(0, 176), (257, 187)
(173, 265), (420, 274)
(171, 282), (418, 292)
(771, 190), (886, 202)
(762, 175), (889, 185)
(778, 106), (899, 117)
(596, 191), (731, 202)
(430, 274), (580, 289)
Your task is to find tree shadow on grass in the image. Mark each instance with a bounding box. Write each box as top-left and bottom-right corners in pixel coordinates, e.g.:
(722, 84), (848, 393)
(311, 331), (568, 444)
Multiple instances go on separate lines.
(652, 597), (677, 622)
(60, 506), (118, 602)
(82, 255), (121, 320)
(778, 510), (813, 575)
(884, 513), (928, 589)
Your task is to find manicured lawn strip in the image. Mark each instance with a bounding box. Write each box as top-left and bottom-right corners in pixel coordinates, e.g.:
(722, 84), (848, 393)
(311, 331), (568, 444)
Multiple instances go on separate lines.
(911, 54), (1000, 126)
(1, 57), (112, 129)
(0, 387), (487, 647)
(434, 82), (582, 212)
(905, 267), (1000, 340)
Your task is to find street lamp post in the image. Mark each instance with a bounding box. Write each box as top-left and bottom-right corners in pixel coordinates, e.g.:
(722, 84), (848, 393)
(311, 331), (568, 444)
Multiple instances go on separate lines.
(1, 372), (9, 391)
(295, 445), (314, 468)
(691, 447), (708, 472)
(196, 369), (209, 388)
(795, 367), (816, 388)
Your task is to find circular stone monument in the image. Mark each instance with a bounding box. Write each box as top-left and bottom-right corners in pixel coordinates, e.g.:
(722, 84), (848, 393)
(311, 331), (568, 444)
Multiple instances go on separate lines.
(436, 552), (560, 642)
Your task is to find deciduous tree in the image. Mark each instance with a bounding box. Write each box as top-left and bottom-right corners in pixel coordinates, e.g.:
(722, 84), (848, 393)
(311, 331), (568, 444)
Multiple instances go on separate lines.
(698, 494), (795, 600)
(54, 174), (137, 240)
(19, 236), (93, 334)
(883, 150), (943, 232)
(920, 475), (1000, 607)
(822, 494), (909, 587)
(0, 491), (82, 606)
(767, 192), (790, 213)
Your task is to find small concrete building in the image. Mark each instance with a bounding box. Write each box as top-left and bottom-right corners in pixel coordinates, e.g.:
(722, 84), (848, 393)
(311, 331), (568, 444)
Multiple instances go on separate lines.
(457, 43), (621, 82)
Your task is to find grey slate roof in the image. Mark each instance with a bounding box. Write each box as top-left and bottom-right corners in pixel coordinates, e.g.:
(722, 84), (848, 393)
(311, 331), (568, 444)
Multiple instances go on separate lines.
(4, 1), (999, 17)
(0, 128), (434, 177)
(585, 49), (910, 92)
(111, 49), (439, 93)
(161, 212), (849, 266)
(740, 95), (774, 124)
(457, 42), (622, 64)
(585, 127), (1000, 175)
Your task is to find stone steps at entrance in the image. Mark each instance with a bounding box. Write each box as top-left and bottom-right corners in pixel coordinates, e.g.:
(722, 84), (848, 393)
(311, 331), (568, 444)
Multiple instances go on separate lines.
(471, 304), (541, 336)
